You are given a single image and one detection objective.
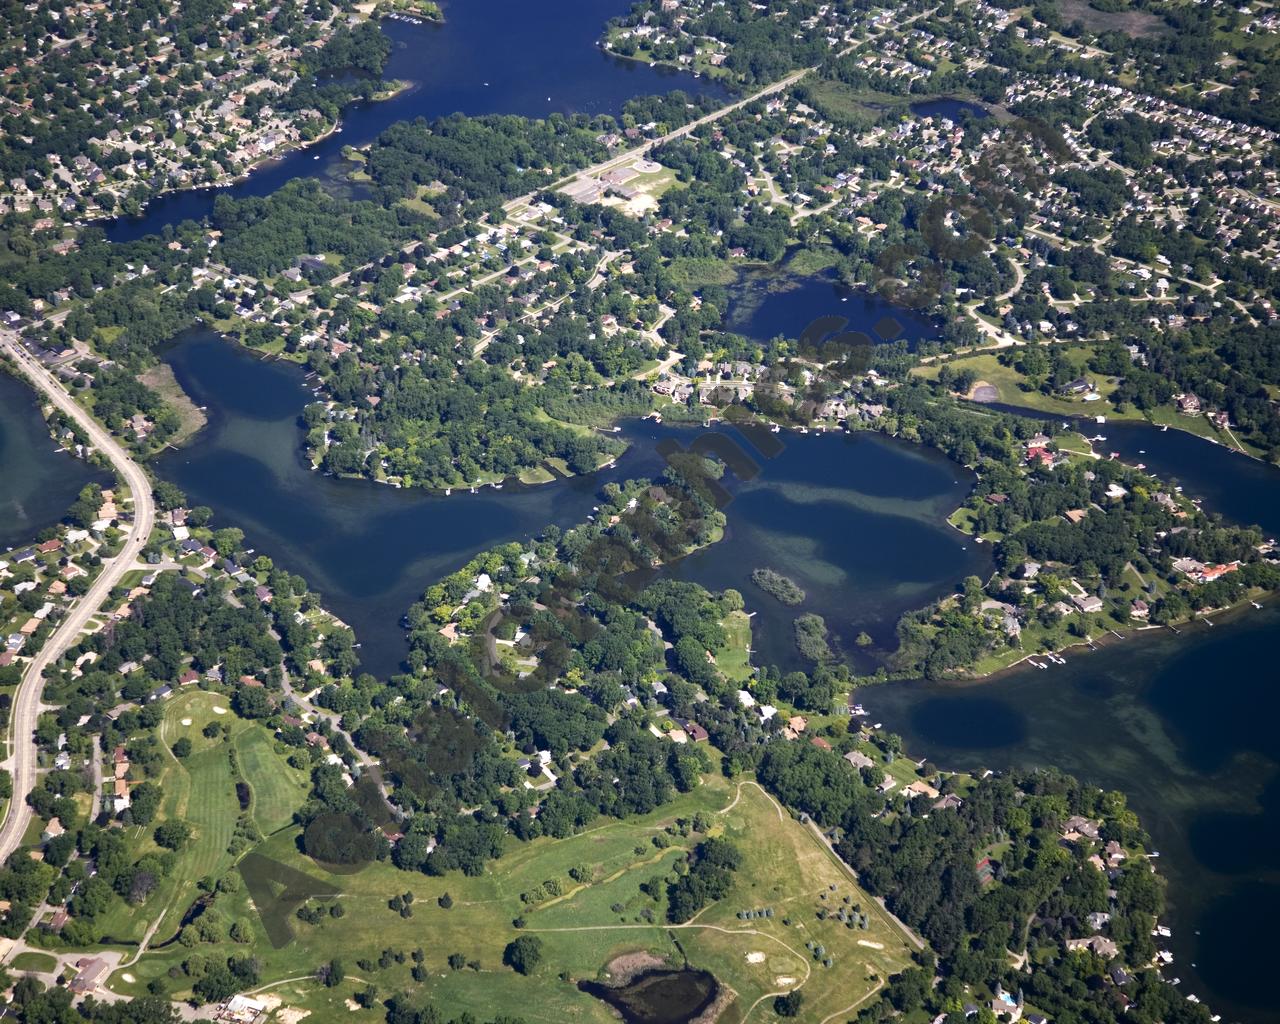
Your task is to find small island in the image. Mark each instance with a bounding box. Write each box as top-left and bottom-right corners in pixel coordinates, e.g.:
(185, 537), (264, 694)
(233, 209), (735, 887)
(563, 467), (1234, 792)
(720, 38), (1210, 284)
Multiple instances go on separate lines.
(793, 612), (833, 661)
(751, 567), (806, 606)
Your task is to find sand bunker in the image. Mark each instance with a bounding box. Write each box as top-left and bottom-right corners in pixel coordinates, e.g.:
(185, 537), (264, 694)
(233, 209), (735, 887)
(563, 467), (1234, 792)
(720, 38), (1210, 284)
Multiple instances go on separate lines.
(180, 718), (192, 726)
(745, 952), (766, 964)
(775, 976), (797, 986)
(857, 939), (885, 949)
(276, 1009), (309, 1024)
(121, 973), (135, 983)
(212, 706), (227, 715)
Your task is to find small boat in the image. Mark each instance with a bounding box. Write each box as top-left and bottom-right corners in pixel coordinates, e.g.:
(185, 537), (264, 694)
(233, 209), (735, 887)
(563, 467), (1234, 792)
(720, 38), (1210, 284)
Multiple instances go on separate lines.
(313, 155), (320, 160)
(1161, 424), (1168, 431)
(1252, 601), (1263, 609)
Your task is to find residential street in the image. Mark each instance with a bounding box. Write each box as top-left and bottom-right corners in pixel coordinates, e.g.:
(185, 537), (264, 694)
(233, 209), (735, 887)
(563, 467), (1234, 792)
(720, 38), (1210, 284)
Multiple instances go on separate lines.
(0, 331), (156, 863)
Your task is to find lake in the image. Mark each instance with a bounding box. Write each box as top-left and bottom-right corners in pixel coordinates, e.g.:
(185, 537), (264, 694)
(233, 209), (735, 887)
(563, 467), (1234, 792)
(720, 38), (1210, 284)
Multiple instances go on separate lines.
(866, 600), (1280, 1024)
(0, 372), (107, 550)
(153, 332), (1280, 1024)
(155, 331), (986, 679)
(103, 0), (730, 242)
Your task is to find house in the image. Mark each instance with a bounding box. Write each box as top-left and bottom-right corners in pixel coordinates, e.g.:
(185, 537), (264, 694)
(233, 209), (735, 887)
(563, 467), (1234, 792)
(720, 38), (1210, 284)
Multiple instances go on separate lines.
(1129, 599), (1149, 620)
(1056, 377), (1091, 396)
(1025, 445), (1055, 467)
(992, 983), (1023, 1022)
(810, 736), (832, 751)
(1066, 935), (1119, 958)
(933, 793), (963, 811)
(1061, 816), (1101, 841)
(70, 956), (110, 994)
(42, 818), (65, 842)
(681, 720), (709, 743)
(1071, 593), (1104, 614)
(844, 750), (875, 770)
(220, 994), (269, 1024)
(1176, 393), (1202, 414)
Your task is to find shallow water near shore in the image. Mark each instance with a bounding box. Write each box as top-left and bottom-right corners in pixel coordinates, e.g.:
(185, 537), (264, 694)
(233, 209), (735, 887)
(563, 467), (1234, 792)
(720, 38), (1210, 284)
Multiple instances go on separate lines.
(867, 599), (1280, 1023)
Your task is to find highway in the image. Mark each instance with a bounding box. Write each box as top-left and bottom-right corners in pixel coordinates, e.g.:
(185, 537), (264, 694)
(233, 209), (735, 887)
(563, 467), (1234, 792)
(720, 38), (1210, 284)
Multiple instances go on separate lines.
(0, 331), (155, 862)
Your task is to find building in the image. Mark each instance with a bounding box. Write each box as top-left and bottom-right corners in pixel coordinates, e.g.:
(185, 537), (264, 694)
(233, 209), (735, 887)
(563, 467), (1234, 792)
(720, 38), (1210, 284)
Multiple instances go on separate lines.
(844, 750), (875, 770)
(70, 957), (110, 994)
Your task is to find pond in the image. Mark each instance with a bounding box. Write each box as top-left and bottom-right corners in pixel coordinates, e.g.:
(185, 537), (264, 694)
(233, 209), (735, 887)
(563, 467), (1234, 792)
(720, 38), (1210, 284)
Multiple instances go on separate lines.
(578, 968), (719, 1024)
(908, 97), (989, 122)
(103, 0), (730, 242)
(722, 265), (941, 351)
(0, 371), (107, 550)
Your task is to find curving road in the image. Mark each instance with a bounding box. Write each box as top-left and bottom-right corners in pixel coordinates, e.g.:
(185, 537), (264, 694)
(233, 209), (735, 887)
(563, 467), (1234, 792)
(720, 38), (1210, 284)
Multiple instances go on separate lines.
(0, 330), (155, 862)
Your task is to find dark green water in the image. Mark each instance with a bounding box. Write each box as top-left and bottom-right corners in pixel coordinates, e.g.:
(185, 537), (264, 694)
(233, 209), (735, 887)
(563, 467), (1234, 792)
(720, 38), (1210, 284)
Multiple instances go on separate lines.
(578, 968), (718, 1024)
(0, 372), (106, 549)
(866, 601), (1280, 1024)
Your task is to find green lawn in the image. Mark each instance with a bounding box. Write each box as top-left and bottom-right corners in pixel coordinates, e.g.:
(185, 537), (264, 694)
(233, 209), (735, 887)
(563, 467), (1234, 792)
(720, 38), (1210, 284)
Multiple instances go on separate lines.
(11, 951), (58, 973)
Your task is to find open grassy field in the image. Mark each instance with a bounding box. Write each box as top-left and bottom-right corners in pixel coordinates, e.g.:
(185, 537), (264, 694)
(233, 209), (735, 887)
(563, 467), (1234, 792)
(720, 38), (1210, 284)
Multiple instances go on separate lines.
(106, 772), (913, 1023)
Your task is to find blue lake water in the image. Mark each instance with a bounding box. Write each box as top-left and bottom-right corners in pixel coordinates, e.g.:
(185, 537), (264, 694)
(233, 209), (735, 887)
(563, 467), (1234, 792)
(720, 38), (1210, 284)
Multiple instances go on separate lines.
(103, 0), (729, 242)
(868, 599), (1280, 1024)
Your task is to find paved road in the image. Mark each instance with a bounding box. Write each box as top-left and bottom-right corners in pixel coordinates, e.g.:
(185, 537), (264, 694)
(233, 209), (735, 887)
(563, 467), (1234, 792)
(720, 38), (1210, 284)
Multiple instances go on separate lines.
(0, 331), (156, 863)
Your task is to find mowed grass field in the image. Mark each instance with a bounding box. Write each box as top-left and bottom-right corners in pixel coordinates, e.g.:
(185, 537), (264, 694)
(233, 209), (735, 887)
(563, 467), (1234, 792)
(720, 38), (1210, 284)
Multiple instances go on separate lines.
(108, 771), (914, 1024)
(91, 689), (310, 947)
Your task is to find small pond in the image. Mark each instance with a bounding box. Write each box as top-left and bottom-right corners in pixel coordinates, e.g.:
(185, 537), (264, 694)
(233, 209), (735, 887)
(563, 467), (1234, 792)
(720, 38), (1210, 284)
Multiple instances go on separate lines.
(579, 968), (719, 1024)
(909, 97), (989, 121)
